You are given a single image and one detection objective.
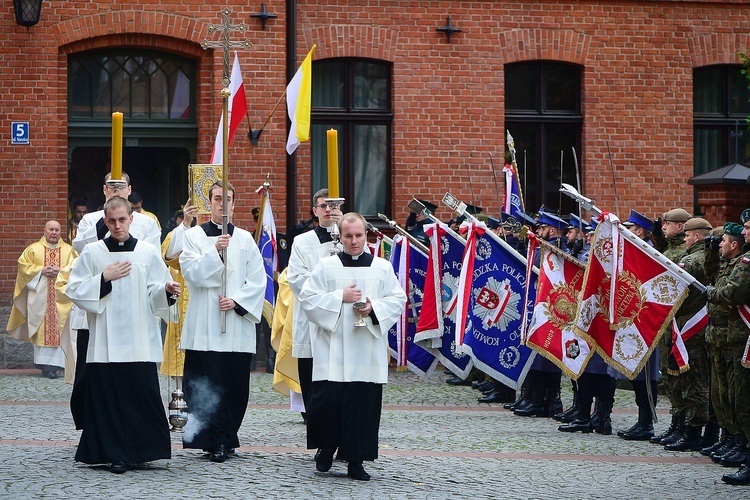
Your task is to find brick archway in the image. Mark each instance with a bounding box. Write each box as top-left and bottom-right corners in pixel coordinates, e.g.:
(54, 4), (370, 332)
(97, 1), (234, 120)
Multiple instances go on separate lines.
(498, 29), (592, 65)
(689, 33), (750, 68)
(301, 25), (399, 62)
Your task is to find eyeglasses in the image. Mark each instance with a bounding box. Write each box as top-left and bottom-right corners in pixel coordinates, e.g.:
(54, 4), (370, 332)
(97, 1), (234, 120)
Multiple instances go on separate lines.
(315, 203), (332, 210)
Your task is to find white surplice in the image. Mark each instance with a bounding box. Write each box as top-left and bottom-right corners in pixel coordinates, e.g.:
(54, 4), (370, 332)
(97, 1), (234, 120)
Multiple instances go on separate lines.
(65, 240), (173, 363)
(179, 224), (265, 353)
(298, 255), (406, 383)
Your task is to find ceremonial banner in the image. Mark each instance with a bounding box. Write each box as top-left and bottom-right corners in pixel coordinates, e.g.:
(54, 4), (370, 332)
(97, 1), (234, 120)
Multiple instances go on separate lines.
(414, 223), (474, 379)
(256, 186), (278, 324)
(387, 236), (438, 377)
(502, 163), (524, 219)
(286, 45), (316, 154)
(669, 306), (708, 374)
(525, 236), (592, 379)
(454, 223), (537, 388)
(210, 52), (248, 164)
(739, 304), (750, 368)
(574, 214), (693, 379)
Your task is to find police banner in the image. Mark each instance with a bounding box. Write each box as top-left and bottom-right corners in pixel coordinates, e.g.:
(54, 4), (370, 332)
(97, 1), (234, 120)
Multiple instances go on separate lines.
(414, 223), (474, 380)
(388, 235), (438, 377)
(455, 222), (537, 388)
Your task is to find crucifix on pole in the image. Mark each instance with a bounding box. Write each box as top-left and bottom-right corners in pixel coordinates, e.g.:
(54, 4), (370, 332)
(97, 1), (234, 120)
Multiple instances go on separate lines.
(201, 8), (252, 332)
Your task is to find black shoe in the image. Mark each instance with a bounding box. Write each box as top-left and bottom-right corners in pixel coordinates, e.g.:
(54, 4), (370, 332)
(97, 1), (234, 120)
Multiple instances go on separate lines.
(722, 464), (750, 485)
(315, 448), (335, 472)
(621, 422), (655, 441)
(711, 434), (737, 462)
(41, 370), (58, 379)
(701, 430), (728, 456)
(720, 448), (750, 468)
(558, 417), (594, 433)
(445, 376), (472, 386)
(347, 462), (371, 481)
(650, 416), (680, 444)
(478, 390), (513, 404)
(514, 404), (548, 417)
(109, 461), (127, 474)
(595, 418), (612, 436)
(474, 381), (494, 392)
(665, 426), (703, 451)
(210, 444), (228, 463)
(553, 405), (576, 422)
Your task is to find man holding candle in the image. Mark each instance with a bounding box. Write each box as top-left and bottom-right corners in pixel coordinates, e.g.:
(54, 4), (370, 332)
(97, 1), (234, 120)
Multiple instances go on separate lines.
(299, 212), (406, 481)
(287, 188), (343, 422)
(179, 181), (266, 463)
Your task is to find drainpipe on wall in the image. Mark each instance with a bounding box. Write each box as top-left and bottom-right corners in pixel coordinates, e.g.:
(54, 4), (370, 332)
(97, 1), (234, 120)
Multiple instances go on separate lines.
(285, 0), (297, 232)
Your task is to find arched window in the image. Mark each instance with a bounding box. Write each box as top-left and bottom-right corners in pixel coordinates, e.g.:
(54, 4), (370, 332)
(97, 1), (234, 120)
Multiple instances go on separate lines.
(504, 61), (583, 215)
(693, 64), (750, 175)
(69, 49), (195, 121)
(310, 58), (392, 217)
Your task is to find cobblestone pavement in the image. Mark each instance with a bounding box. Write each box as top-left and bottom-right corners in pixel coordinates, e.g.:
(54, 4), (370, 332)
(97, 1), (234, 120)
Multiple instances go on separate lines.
(0, 368), (746, 499)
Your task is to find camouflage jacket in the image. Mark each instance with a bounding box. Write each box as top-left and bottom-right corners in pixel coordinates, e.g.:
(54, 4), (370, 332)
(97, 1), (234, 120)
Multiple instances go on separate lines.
(706, 252), (750, 345)
(676, 243), (708, 321)
(662, 232), (687, 265)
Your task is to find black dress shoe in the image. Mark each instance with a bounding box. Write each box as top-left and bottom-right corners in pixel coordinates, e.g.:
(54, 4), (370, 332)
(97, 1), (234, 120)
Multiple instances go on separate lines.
(514, 404), (547, 417)
(558, 418), (594, 433)
(474, 381), (494, 392)
(210, 444), (228, 463)
(722, 464), (750, 485)
(621, 422), (655, 441)
(347, 462), (371, 481)
(41, 370), (58, 379)
(109, 461), (127, 474)
(315, 448), (335, 472)
(445, 376), (472, 386)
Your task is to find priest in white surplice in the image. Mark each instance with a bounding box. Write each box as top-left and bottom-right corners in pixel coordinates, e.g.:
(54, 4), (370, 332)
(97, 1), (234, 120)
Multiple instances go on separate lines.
(69, 171), (162, 430)
(66, 196), (180, 474)
(179, 182), (266, 463)
(299, 213), (406, 481)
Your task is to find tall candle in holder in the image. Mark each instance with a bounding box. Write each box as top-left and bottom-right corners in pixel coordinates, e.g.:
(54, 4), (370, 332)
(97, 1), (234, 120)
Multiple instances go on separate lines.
(111, 112), (123, 180)
(326, 129), (339, 197)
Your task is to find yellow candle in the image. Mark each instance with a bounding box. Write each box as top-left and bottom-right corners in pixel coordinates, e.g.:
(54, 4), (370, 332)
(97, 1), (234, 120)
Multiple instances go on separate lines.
(326, 129), (339, 198)
(111, 112), (123, 181)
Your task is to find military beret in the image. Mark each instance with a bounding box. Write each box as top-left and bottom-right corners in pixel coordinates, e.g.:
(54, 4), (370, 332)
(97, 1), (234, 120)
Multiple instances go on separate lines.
(741, 208), (750, 224)
(662, 208), (692, 223)
(723, 222), (744, 238)
(684, 217), (713, 231)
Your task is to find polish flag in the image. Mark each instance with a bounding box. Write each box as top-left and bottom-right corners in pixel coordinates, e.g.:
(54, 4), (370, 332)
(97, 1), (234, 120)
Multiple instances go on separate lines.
(210, 53), (248, 164)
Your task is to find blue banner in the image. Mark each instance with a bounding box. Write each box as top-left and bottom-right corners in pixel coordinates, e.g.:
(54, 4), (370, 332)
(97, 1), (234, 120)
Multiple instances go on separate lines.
(460, 229), (537, 389)
(388, 238), (438, 377)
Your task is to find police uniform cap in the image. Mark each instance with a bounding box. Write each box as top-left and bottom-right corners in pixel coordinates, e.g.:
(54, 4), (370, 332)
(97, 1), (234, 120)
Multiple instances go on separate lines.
(517, 212), (538, 229)
(662, 208), (692, 223)
(741, 208), (750, 224)
(723, 222), (743, 237)
(683, 217), (713, 231)
(537, 211), (569, 231)
(567, 214), (584, 230)
(622, 209), (652, 231)
(487, 216), (501, 229)
(417, 199), (438, 214)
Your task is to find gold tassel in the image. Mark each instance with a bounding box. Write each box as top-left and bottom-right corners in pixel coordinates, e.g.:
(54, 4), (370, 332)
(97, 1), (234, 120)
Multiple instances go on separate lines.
(397, 366), (408, 372)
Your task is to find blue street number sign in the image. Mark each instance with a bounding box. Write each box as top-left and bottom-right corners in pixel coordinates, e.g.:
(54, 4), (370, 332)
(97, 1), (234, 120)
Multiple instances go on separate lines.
(11, 122), (29, 145)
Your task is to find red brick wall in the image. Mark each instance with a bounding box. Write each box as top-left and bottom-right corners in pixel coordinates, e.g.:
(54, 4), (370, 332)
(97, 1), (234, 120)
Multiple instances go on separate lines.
(2, 0), (750, 303)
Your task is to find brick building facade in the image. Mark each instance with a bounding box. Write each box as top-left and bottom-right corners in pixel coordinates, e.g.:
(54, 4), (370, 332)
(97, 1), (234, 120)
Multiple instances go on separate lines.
(2, 0), (750, 312)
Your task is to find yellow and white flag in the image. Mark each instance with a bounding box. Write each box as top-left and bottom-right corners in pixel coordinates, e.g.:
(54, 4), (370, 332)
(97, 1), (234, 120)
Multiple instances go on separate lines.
(286, 45), (316, 155)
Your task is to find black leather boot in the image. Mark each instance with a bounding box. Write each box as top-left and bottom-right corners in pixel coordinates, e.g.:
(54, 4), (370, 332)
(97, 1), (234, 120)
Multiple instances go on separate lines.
(594, 400), (613, 436)
(554, 386), (577, 422)
(659, 417), (686, 445)
(701, 428), (728, 456)
(720, 435), (750, 467)
(665, 425), (703, 451)
(711, 433), (738, 463)
(650, 415), (678, 444)
(504, 386), (527, 410)
(514, 386), (547, 417)
(700, 420), (720, 449)
(621, 407), (655, 441)
(722, 463), (750, 485)
(558, 403), (593, 433)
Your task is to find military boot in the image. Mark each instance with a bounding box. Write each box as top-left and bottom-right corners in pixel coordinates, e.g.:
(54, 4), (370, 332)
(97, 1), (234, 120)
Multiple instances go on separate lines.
(711, 433), (738, 463)
(665, 425), (703, 451)
(659, 416), (686, 445)
(722, 463), (750, 485)
(514, 387), (547, 417)
(554, 387), (577, 422)
(701, 428), (728, 456)
(719, 435), (750, 467)
(621, 407), (654, 441)
(700, 420), (720, 449)
(594, 400), (613, 435)
(558, 403), (593, 433)
(650, 415), (679, 444)
(504, 386), (528, 411)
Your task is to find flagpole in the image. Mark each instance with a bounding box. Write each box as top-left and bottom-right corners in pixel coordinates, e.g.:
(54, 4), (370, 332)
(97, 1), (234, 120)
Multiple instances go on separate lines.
(377, 213), (429, 254)
(559, 183), (706, 292)
(255, 177), (271, 244)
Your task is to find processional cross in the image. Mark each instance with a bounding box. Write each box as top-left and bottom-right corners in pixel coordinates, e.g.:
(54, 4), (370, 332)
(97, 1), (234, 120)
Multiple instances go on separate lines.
(201, 8), (252, 332)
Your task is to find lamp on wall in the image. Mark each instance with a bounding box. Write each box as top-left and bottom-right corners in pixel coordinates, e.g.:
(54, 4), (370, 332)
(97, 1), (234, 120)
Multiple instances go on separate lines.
(13, 0), (43, 28)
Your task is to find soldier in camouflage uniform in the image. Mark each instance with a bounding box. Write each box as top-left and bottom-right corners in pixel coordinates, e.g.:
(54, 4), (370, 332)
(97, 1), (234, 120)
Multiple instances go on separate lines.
(663, 217), (712, 451)
(650, 208), (692, 445)
(703, 223), (750, 478)
(707, 218), (750, 485)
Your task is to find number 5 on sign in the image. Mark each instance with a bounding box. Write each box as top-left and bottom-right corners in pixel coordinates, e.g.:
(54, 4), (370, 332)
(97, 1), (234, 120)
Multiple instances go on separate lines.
(11, 122), (29, 145)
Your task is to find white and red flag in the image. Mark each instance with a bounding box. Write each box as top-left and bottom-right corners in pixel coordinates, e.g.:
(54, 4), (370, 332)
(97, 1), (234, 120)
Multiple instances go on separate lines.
(210, 52), (248, 164)
(573, 213), (697, 379)
(739, 304), (750, 368)
(669, 305), (709, 374)
(524, 234), (592, 379)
